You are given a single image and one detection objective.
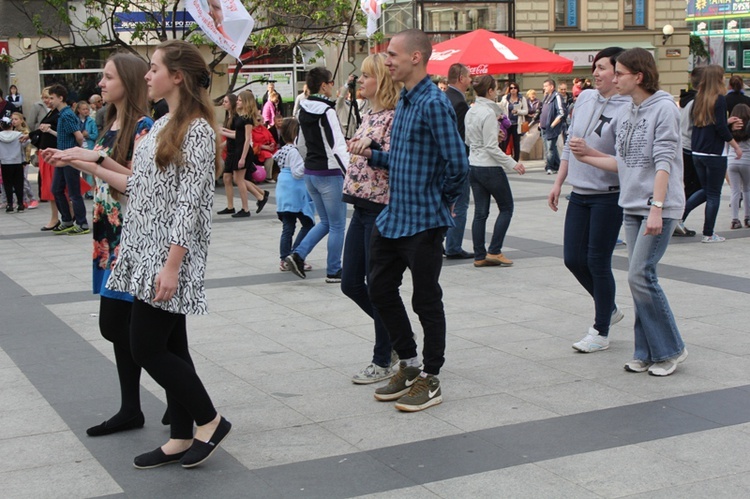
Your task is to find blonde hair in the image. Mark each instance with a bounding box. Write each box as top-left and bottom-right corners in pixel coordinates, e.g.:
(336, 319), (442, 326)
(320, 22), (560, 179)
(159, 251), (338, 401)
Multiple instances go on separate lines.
(526, 89), (537, 100)
(152, 40), (219, 174)
(361, 53), (402, 110)
(11, 112), (29, 134)
(237, 90), (262, 126)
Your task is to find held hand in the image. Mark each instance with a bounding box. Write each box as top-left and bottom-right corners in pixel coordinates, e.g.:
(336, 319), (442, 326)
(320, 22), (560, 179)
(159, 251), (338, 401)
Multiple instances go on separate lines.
(569, 137), (588, 157)
(734, 144), (743, 160)
(39, 124), (50, 133)
(238, 158), (245, 170)
(50, 146), (97, 164)
(729, 116), (743, 131)
(347, 137), (372, 155)
(548, 185), (561, 212)
(154, 267), (179, 302)
(514, 163), (526, 175)
(20, 134), (29, 143)
(644, 209), (663, 235)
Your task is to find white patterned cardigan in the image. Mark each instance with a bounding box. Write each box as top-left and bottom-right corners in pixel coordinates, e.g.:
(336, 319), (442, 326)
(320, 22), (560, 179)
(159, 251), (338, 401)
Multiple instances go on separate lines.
(107, 116), (215, 315)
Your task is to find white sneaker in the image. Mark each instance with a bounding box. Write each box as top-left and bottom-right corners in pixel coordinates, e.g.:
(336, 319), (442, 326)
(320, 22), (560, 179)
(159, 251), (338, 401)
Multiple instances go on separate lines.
(648, 348), (688, 377)
(701, 233), (726, 243)
(572, 327), (610, 353)
(352, 363), (395, 385)
(611, 305), (624, 325)
(390, 350), (399, 368)
(624, 359), (652, 373)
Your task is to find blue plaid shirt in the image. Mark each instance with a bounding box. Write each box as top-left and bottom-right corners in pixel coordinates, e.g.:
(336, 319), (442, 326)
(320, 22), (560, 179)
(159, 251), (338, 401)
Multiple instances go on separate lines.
(370, 76), (469, 239)
(56, 106), (80, 150)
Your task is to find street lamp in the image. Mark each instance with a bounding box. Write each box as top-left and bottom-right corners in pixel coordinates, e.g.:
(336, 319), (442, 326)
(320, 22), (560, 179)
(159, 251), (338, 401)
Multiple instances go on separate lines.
(662, 24), (674, 45)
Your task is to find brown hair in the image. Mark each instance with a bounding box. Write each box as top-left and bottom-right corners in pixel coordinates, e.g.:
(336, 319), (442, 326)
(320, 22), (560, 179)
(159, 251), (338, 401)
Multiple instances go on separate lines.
(729, 74), (744, 93)
(692, 65), (725, 127)
(101, 53), (151, 199)
(237, 90), (262, 126)
(152, 40), (219, 174)
(223, 93), (237, 128)
(472, 75), (496, 98)
(731, 103), (750, 142)
(279, 117), (299, 145)
(615, 48), (659, 94)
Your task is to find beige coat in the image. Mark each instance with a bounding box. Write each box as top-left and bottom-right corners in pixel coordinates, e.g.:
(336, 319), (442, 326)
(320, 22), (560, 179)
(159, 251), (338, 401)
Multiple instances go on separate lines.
(499, 94), (529, 134)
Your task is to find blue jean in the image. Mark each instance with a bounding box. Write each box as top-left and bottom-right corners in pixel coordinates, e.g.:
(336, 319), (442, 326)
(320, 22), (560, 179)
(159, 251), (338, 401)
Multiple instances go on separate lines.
(279, 212), (314, 260)
(564, 192), (623, 336)
(623, 215), (684, 362)
(295, 174), (346, 275)
(542, 131), (560, 172)
(341, 206), (392, 367)
(684, 154), (727, 236)
(52, 165), (88, 227)
(444, 175), (471, 255)
(469, 166), (513, 260)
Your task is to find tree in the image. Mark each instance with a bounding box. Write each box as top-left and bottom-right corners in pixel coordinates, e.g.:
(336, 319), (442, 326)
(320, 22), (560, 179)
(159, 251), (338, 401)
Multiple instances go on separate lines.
(9, 0), (367, 92)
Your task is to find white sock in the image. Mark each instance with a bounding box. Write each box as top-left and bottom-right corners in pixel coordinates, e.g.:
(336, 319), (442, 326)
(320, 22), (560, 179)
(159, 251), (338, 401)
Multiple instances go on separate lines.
(403, 357), (420, 368)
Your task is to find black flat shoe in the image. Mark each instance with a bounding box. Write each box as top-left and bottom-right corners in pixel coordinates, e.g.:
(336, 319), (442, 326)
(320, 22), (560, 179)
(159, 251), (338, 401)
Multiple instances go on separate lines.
(86, 412), (145, 437)
(134, 447), (189, 469)
(256, 190), (270, 214)
(180, 416), (232, 468)
(445, 250), (475, 260)
(40, 222), (61, 232)
(217, 207), (235, 215)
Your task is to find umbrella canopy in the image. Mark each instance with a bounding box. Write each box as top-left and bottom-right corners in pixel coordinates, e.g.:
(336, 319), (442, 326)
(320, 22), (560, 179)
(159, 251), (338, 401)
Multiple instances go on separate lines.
(427, 29), (574, 76)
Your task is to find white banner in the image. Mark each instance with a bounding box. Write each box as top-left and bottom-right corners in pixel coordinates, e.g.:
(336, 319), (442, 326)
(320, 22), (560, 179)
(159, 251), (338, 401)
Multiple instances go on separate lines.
(185, 0), (254, 60)
(361, 0), (385, 38)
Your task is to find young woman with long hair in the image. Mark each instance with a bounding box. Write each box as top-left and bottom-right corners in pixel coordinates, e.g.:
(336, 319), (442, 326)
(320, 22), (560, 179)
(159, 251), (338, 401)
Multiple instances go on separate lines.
(548, 47), (629, 353)
(570, 48), (688, 376)
(344, 53), (401, 384)
(499, 82), (528, 161)
(681, 65), (742, 242)
(79, 52), (155, 438)
(45, 39), (231, 469)
(235, 90), (270, 212)
(217, 92), (251, 217)
(33, 87), (61, 229)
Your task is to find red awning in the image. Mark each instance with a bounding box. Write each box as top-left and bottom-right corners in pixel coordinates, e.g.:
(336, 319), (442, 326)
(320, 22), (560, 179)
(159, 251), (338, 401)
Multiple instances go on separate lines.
(426, 29), (573, 76)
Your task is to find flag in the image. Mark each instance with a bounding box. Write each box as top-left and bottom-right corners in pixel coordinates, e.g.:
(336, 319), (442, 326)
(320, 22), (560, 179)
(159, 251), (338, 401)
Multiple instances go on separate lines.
(361, 0), (385, 38)
(185, 0), (254, 60)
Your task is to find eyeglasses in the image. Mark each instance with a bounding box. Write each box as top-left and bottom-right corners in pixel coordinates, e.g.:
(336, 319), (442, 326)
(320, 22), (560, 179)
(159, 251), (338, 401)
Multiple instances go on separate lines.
(614, 71), (636, 78)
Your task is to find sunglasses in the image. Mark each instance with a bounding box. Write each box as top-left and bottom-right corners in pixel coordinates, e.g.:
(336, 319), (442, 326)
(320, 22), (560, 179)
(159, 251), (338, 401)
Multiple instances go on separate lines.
(509, 86), (518, 90)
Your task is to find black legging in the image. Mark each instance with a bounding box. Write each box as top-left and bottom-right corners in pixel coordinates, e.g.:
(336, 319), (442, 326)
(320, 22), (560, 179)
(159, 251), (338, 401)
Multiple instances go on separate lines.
(99, 296), (141, 422)
(130, 299), (216, 440)
(1, 164), (24, 208)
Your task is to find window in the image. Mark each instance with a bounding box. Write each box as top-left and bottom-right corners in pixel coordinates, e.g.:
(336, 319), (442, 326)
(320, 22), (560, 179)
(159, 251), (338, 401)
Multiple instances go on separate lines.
(624, 0), (647, 28)
(420, 2), (512, 35)
(555, 0), (579, 30)
(39, 48), (110, 102)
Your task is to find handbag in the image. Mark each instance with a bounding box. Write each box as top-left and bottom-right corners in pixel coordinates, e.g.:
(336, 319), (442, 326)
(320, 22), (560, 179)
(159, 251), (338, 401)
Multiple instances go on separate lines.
(29, 130), (42, 148)
(521, 121), (530, 134)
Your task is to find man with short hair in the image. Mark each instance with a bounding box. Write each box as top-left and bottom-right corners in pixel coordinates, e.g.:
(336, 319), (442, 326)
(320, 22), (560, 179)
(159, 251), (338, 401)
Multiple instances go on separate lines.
(48, 84), (88, 235)
(539, 79), (565, 174)
(443, 63), (473, 259)
(360, 29), (469, 412)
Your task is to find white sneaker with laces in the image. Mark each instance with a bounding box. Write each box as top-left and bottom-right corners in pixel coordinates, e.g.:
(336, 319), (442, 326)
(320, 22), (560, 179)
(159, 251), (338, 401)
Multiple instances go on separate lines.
(611, 305), (624, 325)
(572, 327), (610, 353)
(352, 363), (395, 385)
(624, 359), (652, 373)
(648, 348), (688, 377)
(702, 233), (726, 243)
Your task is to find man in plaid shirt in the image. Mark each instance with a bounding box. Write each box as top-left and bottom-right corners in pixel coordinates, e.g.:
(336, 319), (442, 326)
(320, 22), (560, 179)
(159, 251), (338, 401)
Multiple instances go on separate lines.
(358, 29), (468, 412)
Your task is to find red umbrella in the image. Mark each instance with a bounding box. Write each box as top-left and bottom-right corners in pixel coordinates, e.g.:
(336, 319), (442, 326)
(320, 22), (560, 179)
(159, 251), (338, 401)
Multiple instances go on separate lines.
(427, 29), (573, 76)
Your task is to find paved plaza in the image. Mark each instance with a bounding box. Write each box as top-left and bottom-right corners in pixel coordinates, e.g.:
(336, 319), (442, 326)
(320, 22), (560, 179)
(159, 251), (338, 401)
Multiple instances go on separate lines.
(2, 161), (750, 498)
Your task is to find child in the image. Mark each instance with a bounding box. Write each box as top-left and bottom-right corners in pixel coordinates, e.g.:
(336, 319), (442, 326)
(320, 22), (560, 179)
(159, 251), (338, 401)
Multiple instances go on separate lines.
(11, 112), (38, 209)
(728, 103), (750, 229)
(274, 118), (315, 272)
(0, 116), (25, 212)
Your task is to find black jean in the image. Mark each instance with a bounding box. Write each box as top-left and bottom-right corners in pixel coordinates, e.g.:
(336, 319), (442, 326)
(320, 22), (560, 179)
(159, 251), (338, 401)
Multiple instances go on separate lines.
(130, 299), (216, 440)
(1, 164), (24, 208)
(368, 226), (446, 375)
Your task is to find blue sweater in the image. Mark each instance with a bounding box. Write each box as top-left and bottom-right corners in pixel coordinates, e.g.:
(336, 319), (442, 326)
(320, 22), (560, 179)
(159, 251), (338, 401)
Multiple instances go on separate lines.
(691, 95), (733, 155)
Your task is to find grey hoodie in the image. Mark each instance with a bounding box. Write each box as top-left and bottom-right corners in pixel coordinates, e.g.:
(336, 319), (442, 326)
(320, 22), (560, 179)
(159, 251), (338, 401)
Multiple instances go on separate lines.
(562, 89), (630, 194)
(615, 90), (685, 219)
(0, 130), (24, 164)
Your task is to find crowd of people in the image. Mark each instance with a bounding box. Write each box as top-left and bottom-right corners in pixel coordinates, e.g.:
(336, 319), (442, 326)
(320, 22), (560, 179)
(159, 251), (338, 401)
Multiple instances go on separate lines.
(3, 28), (747, 470)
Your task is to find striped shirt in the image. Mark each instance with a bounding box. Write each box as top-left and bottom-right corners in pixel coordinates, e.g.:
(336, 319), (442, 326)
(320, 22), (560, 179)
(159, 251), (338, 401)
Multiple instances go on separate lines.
(370, 76), (469, 239)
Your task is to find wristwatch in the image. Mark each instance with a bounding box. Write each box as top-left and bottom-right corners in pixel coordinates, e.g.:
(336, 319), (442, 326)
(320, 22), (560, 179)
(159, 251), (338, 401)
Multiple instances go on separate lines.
(651, 200), (664, 209)
(96, 150), (107, 165)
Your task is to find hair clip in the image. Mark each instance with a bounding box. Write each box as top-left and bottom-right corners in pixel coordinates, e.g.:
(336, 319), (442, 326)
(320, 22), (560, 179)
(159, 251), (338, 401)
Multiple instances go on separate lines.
(199, 71), (211, 89)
